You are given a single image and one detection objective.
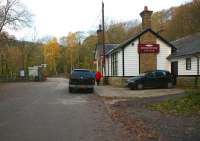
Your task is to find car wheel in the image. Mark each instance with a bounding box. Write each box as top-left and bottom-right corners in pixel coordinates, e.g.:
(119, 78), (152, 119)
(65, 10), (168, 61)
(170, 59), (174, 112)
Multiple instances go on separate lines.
(137, 83), (143, 90)
(88, 88), (94, 93)
(167, 82), (173, 88)
(130, 85), (136, 90)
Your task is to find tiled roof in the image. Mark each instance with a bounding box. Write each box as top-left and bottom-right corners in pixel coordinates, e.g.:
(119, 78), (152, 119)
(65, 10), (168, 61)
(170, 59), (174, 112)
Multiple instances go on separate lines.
(96, 44), (119, 56)
(170, 33), (200, 58)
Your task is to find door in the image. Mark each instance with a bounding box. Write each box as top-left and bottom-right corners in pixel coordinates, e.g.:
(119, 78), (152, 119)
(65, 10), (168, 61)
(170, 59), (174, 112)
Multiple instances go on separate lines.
(155, 71), (167, 87)
(144, 72), (158, 88)
(171, 61), (178, 84)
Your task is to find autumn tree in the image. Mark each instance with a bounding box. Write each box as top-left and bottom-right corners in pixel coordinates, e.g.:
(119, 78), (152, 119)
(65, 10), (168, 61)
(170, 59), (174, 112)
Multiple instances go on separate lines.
(58, 32), (97, 74)
(106, 22), (127, 44)
(81, 34), (97, 70)
(156, 0), (200, 41)
(43, 38), (60, 75)
(64, 32), (81, 72)
(0, 39), (43, 80)
(126, 21), (142, 39)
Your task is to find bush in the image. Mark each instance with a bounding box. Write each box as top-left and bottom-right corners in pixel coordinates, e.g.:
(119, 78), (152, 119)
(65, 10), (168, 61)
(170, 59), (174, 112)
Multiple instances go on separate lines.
(147, 90), (200, 115)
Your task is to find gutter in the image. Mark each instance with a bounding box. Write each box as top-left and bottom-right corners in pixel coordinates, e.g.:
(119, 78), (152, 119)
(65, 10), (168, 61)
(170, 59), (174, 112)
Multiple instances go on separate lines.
(122, 48), (125, 77)
(196, 56), (199, 76)
(168, 52), (200, 60)
(197, 57), (199, 88)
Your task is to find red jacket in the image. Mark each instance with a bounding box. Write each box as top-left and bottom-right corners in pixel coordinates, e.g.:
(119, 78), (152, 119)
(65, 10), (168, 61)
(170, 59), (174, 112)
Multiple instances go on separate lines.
(95, 71), (102, 80)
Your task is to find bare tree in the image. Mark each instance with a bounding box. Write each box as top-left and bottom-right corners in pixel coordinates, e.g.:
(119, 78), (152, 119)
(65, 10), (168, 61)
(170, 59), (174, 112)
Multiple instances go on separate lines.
(0, 0), (32, 33)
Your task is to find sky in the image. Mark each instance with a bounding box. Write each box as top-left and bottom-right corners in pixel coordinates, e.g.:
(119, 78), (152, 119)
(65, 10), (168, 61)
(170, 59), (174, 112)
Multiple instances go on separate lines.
(9, 0), (191, 41)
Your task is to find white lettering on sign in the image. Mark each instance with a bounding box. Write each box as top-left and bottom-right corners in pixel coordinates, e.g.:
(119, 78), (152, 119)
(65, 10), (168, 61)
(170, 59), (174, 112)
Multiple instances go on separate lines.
(138, 44), (160, 53)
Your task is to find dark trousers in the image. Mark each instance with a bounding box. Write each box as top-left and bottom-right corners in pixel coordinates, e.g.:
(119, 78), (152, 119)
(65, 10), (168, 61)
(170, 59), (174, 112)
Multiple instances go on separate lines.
(96, 80), (100, 86)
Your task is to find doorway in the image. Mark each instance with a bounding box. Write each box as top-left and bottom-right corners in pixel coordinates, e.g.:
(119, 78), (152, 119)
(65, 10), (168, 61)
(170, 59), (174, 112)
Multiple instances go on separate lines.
(171, 61), (178, 84)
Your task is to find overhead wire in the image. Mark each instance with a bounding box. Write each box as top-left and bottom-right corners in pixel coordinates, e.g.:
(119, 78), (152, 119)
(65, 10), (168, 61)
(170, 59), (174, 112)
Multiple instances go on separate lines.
(89, 10), (102, 30)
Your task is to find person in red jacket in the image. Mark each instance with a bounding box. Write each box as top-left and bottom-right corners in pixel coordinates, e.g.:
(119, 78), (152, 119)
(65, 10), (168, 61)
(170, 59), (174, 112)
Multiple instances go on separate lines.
(95, 71), (102, 86)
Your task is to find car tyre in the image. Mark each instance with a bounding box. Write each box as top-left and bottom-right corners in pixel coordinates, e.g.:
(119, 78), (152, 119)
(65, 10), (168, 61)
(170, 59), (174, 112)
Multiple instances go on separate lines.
(137, 83), (143, 90)
(88, 88), (94, 93)
(167, 82), (173, 89)
(130, 85), (135, 90)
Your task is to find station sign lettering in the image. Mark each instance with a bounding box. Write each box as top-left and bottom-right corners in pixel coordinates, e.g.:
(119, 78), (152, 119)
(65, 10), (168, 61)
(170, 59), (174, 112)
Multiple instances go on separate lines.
(138, 44), (160, 53)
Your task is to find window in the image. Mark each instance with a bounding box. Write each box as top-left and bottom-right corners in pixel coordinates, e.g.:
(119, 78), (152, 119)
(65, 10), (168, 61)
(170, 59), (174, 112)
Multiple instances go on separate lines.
(111, 55), (113, 75)
(107, 57), (109, 76)
(114, 53), (118, 75)
(155, 71), (166, 78)
(156, 71), (165, 77)
(111, 53), (118, 76)
(146, 72), (156, 78)
(186, 58), (191, 70)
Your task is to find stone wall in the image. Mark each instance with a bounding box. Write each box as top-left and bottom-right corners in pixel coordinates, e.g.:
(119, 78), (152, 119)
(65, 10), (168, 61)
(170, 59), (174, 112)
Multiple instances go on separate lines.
(140, 53), (157, 73)
(139, 32), (157, 73)
(139, 7), (157, 73)
(107, 76), (200, 89)
(107, 77), (128, 87)
(176, 76), (200, 89)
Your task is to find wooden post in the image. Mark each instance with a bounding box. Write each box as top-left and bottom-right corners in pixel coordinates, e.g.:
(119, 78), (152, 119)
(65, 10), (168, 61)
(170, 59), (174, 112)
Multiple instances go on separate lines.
(102, 1), (106, 76)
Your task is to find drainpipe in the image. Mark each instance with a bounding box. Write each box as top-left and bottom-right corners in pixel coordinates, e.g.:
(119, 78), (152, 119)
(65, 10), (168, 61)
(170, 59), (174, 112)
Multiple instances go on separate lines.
(122, 48), (125, 77)
(195, 54), (199, 89)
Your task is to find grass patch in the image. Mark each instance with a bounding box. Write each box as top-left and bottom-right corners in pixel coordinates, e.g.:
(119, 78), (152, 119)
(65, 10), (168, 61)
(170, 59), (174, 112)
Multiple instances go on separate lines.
(147, 90), (200, 116)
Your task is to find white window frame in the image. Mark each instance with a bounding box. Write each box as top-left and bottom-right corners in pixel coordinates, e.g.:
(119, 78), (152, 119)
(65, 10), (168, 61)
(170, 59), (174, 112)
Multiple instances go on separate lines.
(186, 57), (191, 70)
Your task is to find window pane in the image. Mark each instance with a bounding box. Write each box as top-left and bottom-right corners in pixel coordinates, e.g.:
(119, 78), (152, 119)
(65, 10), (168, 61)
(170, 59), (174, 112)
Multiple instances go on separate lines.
(147, 72), (156, 78)
(186, 58), (191, 70)
(156, 71), (165, 77)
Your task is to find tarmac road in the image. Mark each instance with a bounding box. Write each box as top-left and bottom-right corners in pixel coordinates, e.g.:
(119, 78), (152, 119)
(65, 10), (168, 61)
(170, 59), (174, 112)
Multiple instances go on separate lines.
(0, 78), (123, 141)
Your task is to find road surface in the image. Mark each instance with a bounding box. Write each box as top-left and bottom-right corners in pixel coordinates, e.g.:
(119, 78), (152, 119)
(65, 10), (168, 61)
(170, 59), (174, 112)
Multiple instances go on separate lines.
(0, 78), (123, 141)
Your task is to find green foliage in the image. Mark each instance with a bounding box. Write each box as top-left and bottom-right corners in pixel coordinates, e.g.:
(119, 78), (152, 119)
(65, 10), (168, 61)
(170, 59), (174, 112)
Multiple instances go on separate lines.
(152, 0), (200, 41)
(1, 0), (200, 79)
(0, 40), (44, 81)
(108, 0), (200, 42)
(106, 22), (127, 44)
(147, 90), (200, 115)
(43, 38), (60, 75)
(53, 33), (97, 75)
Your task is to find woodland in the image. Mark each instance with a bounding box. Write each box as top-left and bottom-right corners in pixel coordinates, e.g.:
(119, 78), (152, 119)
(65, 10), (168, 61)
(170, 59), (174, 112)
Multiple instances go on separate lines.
(0, 0), (199, 79)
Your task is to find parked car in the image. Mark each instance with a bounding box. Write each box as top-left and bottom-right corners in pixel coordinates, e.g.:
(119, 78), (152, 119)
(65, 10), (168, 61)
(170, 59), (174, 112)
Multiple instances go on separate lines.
(127, 70), (175, 90)
(69, 69), (95, 93)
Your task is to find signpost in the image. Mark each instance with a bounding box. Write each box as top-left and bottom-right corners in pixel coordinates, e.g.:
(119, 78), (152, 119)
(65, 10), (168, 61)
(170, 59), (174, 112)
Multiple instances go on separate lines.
(138, 44), (160, 53)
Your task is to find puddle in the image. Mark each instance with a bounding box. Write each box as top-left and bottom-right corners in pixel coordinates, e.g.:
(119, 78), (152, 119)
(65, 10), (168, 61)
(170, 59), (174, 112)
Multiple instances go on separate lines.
(105, 99), (128, 105)
(55, 97), (88, 105)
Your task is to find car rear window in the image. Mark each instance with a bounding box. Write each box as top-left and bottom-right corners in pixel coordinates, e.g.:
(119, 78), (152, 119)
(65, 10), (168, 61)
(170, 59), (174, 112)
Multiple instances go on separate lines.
(71, 70), (93, 78)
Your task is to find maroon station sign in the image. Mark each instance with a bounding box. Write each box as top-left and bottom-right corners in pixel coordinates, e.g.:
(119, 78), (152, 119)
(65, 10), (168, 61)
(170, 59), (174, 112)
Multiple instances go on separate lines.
(138, 44), (160, 53)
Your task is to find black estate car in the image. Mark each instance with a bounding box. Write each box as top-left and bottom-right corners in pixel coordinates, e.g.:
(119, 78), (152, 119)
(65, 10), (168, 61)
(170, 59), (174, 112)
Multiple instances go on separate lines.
(127, 70), (175, 90)
(69, 69), (95, 93)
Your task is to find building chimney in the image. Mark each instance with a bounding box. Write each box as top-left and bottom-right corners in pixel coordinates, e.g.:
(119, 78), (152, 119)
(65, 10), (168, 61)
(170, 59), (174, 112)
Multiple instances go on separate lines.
(97, 24), (103, 45)
(140, 6), (153, 30)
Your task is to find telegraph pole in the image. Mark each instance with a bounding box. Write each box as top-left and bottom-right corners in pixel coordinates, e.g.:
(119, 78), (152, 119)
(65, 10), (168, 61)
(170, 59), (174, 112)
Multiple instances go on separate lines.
(102, 1), (106, 76)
